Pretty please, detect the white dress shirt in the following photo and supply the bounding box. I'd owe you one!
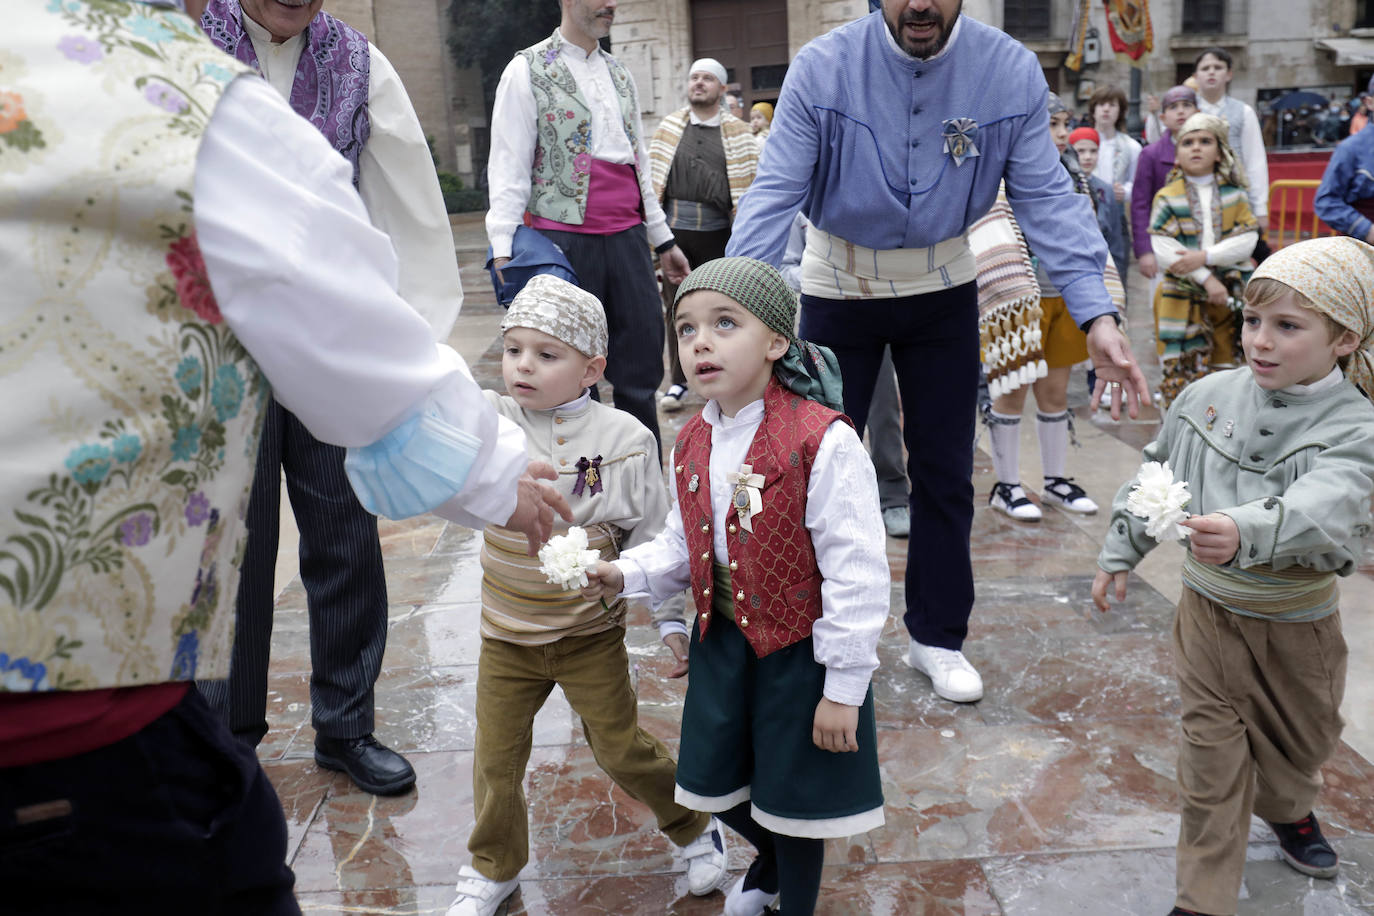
[613,397,890,707]
[241,16,461,339]
[1150,173,1259,286]
[194,75,526,529]
[1093,129,1142,201]
[485,28,673,259]
[1197,94,1270,220]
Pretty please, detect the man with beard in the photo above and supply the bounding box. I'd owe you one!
[648,58,759,411]
[727,0,1146,704]
[196,0,462,796]
[487,0,690,450]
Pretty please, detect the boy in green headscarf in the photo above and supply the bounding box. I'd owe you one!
[582,257,888,916]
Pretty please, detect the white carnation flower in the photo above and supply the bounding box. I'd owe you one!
[1125,460,1192,542]
[537,525,602,590]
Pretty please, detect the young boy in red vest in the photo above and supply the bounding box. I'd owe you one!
[583,257,889,916]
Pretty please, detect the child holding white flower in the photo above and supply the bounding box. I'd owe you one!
[1093,237,1374,916]
[581,258,889,916]
[447,275,727,916]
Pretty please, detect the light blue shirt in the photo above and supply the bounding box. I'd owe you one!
[728,11,1114,326]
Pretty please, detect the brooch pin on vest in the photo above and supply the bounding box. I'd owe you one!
[1204,405,1217,430]
[1222,420,1234,438]
[726,464,765,532]
[687,473,700,493]
[573,455,603,496]
[942,118,980,167]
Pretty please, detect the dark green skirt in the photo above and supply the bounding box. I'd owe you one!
[674,608,884,839]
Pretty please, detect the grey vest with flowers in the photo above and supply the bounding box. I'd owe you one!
[520,29,640,226]
[2,3,262,691]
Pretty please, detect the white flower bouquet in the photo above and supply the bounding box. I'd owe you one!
[1125,461,1192,542]
[537,525,601,589]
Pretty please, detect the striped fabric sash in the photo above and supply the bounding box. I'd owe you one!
[799,224,976,300]
[480,523,626,645]
[1181,554,1338,622]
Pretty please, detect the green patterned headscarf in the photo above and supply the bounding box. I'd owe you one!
[674,257,845,411]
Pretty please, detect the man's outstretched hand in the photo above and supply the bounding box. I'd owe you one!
[504,460,574,555]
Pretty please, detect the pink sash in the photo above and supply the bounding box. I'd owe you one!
[529,160,643,235]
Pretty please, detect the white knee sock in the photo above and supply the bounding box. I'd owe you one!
[988,410,1021,484]
[1037,410,1070,480]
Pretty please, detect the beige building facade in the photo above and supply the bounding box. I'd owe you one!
[337,0,1374,186]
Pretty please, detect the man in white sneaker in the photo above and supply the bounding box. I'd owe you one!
[727,0,1147,704]
[648,57,759,412]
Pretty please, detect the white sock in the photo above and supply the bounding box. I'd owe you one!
[1037,410,1069,480]
[988,410,1021,484]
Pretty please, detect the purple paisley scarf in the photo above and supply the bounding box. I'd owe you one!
[200,0,370,186]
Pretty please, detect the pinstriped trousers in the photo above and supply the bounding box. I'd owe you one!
[535,225,665,453]
[199,398,388,746]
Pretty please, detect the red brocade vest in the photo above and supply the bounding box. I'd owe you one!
[675,379,852,658]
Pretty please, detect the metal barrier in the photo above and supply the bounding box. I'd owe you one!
[1267,179,1334,250]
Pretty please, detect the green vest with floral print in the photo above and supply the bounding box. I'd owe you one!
[520,29,640,226]
[2,3,260,691]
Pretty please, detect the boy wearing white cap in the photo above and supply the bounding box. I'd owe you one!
[446,275,727,916]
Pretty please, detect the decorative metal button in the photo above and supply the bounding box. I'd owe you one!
[701,552,710,561]
[560,459,567,466]
[738,614,749,627]
[701,610,710,621]
[728,524,737,533]
[555,417,564,425]
[736,590,745,601]
[701,523,709,532]
[556,436,566,445]
[702,586,711,596]
[676,465,684,473]
[729,560,738,571]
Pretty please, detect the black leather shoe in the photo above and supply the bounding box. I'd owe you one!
[1268,811,1339,878]
[314,734,416,795]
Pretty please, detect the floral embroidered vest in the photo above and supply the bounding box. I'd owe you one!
[201,0,371,187]
[675,379,851,658]
[1,3,261,692]
[520,29,640,226]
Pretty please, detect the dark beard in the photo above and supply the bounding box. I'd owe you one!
[888,6,959,59]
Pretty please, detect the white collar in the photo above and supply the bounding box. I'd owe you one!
[557,27,602,61]
[1184,172,1216,187]
[1281,366,1345,396]
[553,390,593,414]
[880,12,963,63]
[241,11,303,49]
[703,397,765,428]
[689,109,723,127]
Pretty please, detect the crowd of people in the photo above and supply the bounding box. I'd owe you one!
[4,2,1372,916]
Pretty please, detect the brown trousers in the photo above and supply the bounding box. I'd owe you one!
[1172,587,1348,914]
[468,626,708,881]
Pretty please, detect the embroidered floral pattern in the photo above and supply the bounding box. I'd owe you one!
[166,232,221,324]
[0,89,45,153]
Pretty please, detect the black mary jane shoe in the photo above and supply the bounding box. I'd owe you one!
[314,733,416,795]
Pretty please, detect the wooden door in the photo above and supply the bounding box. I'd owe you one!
[690,0,789,112]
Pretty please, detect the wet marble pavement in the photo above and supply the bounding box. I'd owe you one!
[257,217,1374,914]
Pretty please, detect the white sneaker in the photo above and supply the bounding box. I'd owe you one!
[988,481,1042,522]
[1042,476,1098,514]
[660,383,688,413]
[682,816,728,895]
[906,640,984,703]
[882,506,910,538]
[724,872,780,916]
[445,865,519,916]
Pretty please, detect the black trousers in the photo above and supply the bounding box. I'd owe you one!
[0,689,299,916]
[199,397,388,746]
[800,284,979,650]
[536,225,666,451]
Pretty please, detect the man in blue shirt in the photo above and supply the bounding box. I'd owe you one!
[1315,85,1374,244]
[727,0,1146,703]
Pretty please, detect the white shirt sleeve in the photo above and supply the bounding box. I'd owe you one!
[484,56,537,260]
[194,75,526,527]
[1240,104,1269,220]
[357,44,462,340]
[1150,235,1212,287]
[806,422,890,707]
[1205,231,1259,269]
[614,447,692,607]
[626,70,673,250]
